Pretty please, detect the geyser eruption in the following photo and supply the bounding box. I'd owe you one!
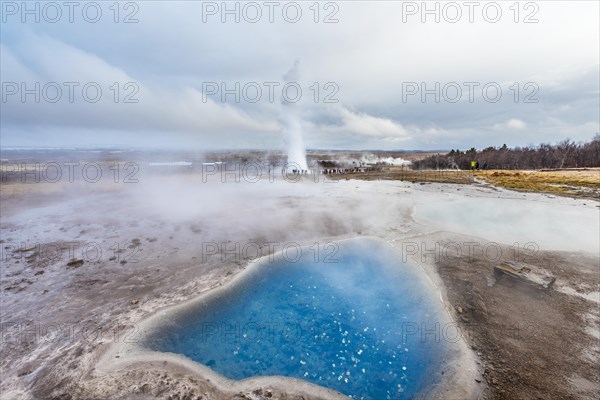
[281,111,308,172]
[281,60,309,172]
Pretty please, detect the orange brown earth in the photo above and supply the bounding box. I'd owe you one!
[335,167,600,200]
[476,169,600,199]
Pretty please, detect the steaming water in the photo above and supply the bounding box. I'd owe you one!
[283,117,308,171]
[146,239,448,399]
[415,194,600,253]
[281,60,308,171]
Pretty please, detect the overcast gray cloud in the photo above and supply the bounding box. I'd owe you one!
[1,0,598,150]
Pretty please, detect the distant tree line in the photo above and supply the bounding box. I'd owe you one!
[412,135,600,170]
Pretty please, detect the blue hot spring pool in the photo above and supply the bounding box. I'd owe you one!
[144,238,450,399]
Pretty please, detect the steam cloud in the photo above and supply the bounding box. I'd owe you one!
[280,60,309,172]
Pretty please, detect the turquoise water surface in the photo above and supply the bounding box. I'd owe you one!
[145,239,448,399]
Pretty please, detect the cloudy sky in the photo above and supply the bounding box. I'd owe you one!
[1,0,599,150]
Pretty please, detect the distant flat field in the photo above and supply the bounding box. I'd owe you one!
[335,167,600,199]
[477,169,600,199]
[334,167,474,184]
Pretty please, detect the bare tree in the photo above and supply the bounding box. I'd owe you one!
[411,136,599,170]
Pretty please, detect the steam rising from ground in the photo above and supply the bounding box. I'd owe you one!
[3,168,597,256]
[2,157,598,400]
[280,60,308,171]
[122,171,599,255]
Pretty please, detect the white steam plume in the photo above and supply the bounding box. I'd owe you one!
[280,60,308,172]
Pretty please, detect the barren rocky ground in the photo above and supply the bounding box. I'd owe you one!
[1,167,598,399]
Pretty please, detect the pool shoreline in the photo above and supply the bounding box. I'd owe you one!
[95,236,482,399]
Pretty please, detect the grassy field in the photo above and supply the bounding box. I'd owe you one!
[334,166,475,184]
[476,169,600,198]
[335,167,600,199]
